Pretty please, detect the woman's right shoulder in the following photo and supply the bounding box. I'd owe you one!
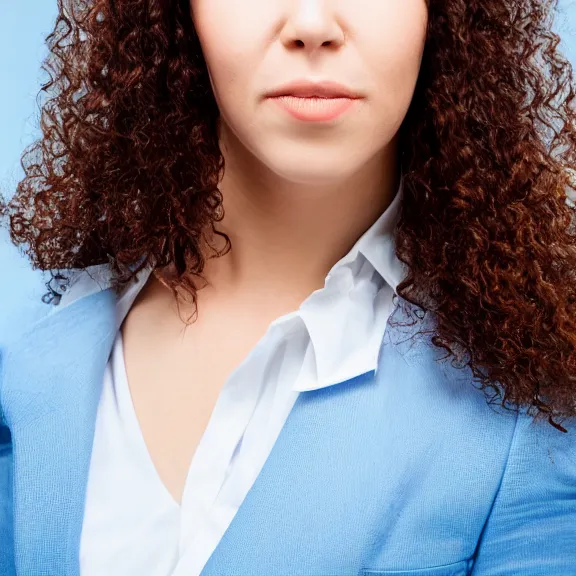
[0,268,63,427]
[0,263,104,350]
[0,284,54,351]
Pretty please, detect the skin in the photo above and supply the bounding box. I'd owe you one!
[121,0,428,504]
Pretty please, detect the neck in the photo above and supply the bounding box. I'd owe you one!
[201,125,400,300]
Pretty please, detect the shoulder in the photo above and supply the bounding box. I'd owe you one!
[0,263,116,346]
[0,249,53,428]
[384,296,576,485]
[392,300,576,567]
[499,410,576,500]
[470,410,576,570]
[0,258,112,426]
[0,273,52,350]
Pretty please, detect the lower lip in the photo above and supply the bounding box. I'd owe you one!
[270,95,357,122]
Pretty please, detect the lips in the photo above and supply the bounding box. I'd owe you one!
[266,79,362,99]
[265,79,362,122]
[269,95,357,122]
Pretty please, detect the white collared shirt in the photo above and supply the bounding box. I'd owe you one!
[69,180,406,576]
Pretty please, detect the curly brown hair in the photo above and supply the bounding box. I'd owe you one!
[2,0,576,432]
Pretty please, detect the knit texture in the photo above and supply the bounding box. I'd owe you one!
[0,290,575,575]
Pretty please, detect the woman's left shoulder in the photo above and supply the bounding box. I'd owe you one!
[505,410,576,487]
[470,410,576,572]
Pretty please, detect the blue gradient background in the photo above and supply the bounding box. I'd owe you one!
[0,1,575,338]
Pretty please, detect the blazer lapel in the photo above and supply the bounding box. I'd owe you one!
[1,288,117,576]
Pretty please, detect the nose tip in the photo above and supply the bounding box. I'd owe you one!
[280,4,345,53]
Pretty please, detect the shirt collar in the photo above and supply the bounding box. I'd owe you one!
[291,175,406,391]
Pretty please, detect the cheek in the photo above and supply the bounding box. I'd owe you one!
[363,5,427,116]
[364,3,427,74]
[192,1,263,116]
[200,51,255,133]
[192,0,265,74]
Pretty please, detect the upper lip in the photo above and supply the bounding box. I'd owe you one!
[266,80,362,99]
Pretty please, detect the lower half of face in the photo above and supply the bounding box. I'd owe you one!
[192,0,428,186]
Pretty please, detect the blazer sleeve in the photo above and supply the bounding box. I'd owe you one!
[0,348,16,576]
[471,411,576,574]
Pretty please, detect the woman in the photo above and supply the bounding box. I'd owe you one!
[1,0,575,574]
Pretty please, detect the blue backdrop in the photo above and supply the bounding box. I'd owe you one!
[1,1,575,340]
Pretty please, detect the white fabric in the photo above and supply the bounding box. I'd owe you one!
[74,180,406,576]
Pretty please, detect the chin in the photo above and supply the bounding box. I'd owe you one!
[263,151,362,188]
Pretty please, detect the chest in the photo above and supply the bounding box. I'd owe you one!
[119,327,254,502]
[86,352,487,576]
[2,290,515,576]
[118,289,303,503]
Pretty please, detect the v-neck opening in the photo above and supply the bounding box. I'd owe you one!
[114,330,182,510]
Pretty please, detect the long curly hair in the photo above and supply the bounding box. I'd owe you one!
[2,0,576,432]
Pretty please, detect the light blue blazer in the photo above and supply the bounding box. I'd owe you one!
[0,284,575,576]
